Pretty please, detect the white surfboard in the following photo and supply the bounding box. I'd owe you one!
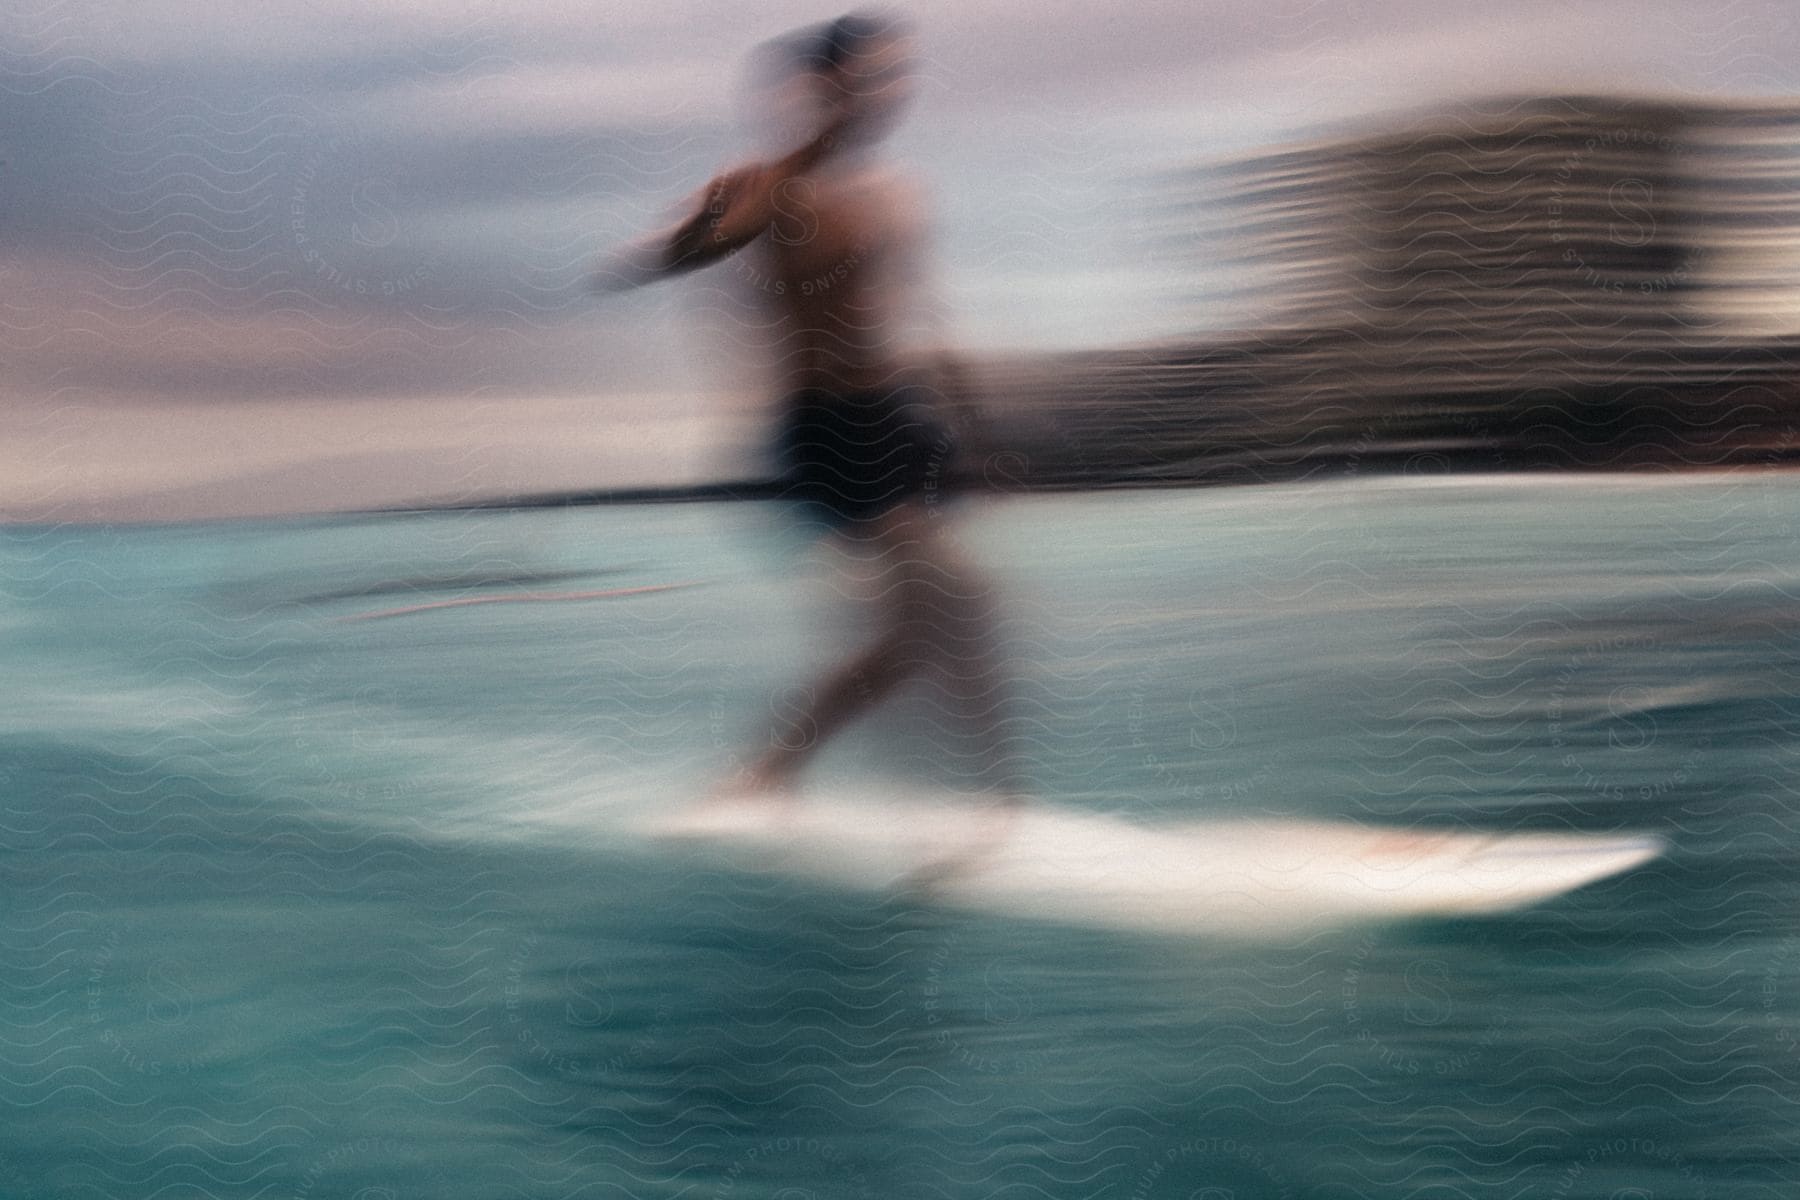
[643,794,1665,936]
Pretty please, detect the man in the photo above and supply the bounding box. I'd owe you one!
[596,12,1020,816]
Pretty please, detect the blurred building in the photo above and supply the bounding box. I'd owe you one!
[967,95,1800,487]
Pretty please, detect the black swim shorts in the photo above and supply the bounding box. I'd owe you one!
[775,381,956,533]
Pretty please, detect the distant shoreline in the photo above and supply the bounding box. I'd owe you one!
[6,456,1800,531]
[401,450,1800,513]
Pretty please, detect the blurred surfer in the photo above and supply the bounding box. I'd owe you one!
[595,11,1021,825]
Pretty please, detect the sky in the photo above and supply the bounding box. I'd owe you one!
[3,0,1798,520]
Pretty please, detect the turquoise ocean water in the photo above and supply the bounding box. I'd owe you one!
[4,475,1799,1198]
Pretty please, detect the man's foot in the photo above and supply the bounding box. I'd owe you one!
[703,758,800,808]
[893,794,1023,898]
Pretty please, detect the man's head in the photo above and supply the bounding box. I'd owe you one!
[793,10,917,148]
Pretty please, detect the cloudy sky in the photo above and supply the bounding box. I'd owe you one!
[3,0,1798,519]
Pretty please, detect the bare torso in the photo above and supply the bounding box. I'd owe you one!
[756,163,921,395]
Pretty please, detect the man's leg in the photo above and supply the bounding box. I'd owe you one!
[729,500,1021,804]
[733,629,916,792]
[911,524,1022,804]
[729,503,939,793]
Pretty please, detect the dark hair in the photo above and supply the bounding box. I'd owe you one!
[796,10,907,75]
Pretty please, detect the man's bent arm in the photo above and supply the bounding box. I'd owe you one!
[594,128,841,291]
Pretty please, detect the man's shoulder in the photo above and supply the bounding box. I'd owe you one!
[822,165,926,239]
[856,164,926,207]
